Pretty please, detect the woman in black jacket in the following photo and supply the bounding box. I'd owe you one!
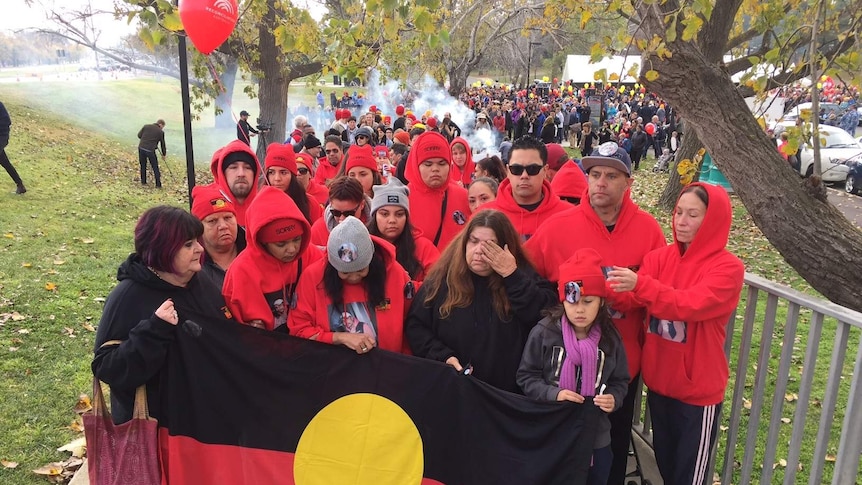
[406,210,556,393]
[92,206,234,424]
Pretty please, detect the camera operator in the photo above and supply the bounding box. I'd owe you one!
[237,110,263,146]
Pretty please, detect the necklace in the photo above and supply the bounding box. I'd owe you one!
[147,266,163,280]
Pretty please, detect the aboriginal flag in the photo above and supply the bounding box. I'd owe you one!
[157,319,599,485]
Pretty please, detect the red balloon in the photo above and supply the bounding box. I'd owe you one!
[645,122,656,135]
[180,0,239,55]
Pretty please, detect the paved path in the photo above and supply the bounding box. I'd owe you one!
[828,187,862,228]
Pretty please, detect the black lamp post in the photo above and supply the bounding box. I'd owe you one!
[526,41,541,88]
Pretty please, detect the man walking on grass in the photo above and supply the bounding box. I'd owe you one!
[0,101,26,194]
[137,119,166,188]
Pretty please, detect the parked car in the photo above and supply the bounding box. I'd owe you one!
[781,102,843,126]
[776,122,860,183]
[846,159,862,195]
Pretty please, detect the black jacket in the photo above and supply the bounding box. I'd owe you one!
[517,316,629,448]
[92,254,233,423]
[406,268,556,393]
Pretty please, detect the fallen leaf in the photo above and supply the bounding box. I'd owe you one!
[1,460,19,469]
[825,454,836,462]
[81,323,95,332]
[74,394,92,414]
[785,393,798,402]
[21,262,31,268]
[779,458,787,467]
[743,398,752,409]
[781,417,791,424]
[11,312,26,321]
[8,347,18,352]
[3,233,13,239]
[57,437,86,458]
[53,260,65,265]
[63,327,75,337]
[67,420,84,433]
[17,328,30,334]
[45,282,57,291]
[32,462,64,476]
[81,238,94,244]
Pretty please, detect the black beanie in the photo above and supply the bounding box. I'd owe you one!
[304,134,322,149]
[222,150,257,175]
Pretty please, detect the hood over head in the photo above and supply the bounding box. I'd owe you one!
[404,131,452,192]
[246,186,312,258]
[673,182,733,260]
[209,140,261,203]
[550,161,588,200]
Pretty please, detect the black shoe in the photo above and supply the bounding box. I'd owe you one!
[155,184,162,189]
[15,184,26,194]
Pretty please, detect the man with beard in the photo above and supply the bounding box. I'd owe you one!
[314,135,345,185]
[207,140,260,227]
[191,184,247,289]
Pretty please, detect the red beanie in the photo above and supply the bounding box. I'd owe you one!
[258,217,305,243]
[545,143,569,171]
[295,152,315,175]
[393,131,411,146]
[426,117,438,128]
[265,143,298,175]
[383,115,392,125]
[395,105,405,116]
[191,184,235,221]
[373,146,390,158]
[557,248,608,303]
[411,131,451,164]
[345,144,378,173]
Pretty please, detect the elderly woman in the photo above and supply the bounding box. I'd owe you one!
[92,206,233,424]
[405,209,557,393]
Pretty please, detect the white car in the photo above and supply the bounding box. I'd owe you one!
[776,122,860,182]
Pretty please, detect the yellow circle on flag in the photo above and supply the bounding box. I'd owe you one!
[294,393,424,485]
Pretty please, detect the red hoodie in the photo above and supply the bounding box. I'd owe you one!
[631,182,744,405]
[222,186,324,331]
[208,140,262,228]
[305,179,329,206]
[524,192,666,379]
[449,137,475,187]
[405,132,472,251]
[287,236,412,353]
[314,156,342,186]
[550,160,588,201]
[482,178,569,241]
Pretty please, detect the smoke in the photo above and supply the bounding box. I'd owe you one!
[361,71,500,156]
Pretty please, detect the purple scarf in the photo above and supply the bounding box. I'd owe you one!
[559,316,601,397]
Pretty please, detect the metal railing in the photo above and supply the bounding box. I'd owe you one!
[632,272,862,484]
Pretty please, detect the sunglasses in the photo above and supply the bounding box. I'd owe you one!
[297,167,310,175]
[330,205,360,218]
[325,149,341,154]
[508,164,543,176]
[356,135,369,140]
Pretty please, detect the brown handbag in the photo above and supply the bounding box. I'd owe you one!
[83,341,160,485]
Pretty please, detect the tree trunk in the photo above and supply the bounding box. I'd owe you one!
[448,67,469,96]
[658,130,702,210]
[641,35,862,312]
[256,3,289,162]
[215,57,238,129]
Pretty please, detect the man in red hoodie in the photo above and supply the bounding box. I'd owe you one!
[207,140,261,228]
[524,141,666,485]
[314,135,345,186]
[482,136,568,242]
[404,131,471,250]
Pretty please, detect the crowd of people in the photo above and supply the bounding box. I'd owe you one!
[95,79,763,485]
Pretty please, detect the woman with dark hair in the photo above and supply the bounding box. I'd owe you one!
[467,177,498,212]
[366,178,439,284]
[340,144,383,197]
[405,209,557,393]
[288,216,412,354]
[92,206,234,424]
[223,186,324,332]
[264,143,321,224]
[474,155,506,182]
[607,182,745,485]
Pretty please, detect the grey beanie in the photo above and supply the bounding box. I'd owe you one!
[370,178,410,215]
[355,126,374,140]
[327,216,374,273]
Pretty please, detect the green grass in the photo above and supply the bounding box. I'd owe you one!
[0,79,856,483]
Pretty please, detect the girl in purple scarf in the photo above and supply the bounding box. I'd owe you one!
[517,248,630,485]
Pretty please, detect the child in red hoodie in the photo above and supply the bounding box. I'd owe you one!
[608,182,744,485]
[222,186,324,331]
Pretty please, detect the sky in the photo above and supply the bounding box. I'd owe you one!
[3,0,327,46]
[3,0,136,45]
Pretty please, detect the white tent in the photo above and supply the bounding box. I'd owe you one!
[560,55,642,84]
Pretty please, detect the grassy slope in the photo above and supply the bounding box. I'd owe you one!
[0,77,853,483]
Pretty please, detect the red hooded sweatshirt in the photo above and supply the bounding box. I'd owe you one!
[287,236,412,353]
[524,192,666,379]
[449,137,476,187]
[208,140,261,228]
[222,186,324,331]
[629,182,744,405]
[313,155,343,186]
[482,178,569,241]
[405,132,472,250]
